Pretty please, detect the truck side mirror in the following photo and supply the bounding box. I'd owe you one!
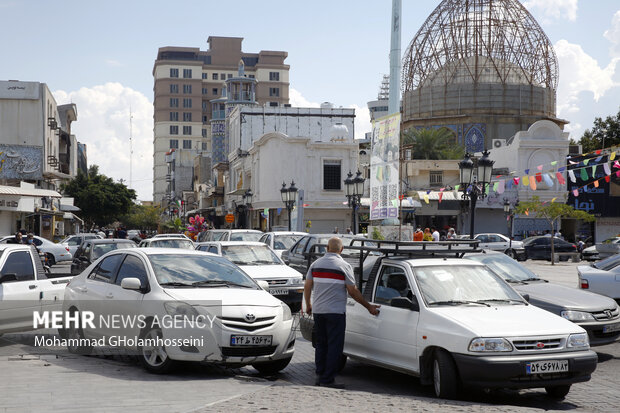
[391,296,420,312]
[0,273,18,284]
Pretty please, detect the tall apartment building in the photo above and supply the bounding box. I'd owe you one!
[152,36,290,205]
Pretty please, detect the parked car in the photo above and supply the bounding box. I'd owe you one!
[60,233,103,256]
[258,231,307,258]
[71,238,137,275]
[62,248,295,374]
[138,237,194,249]
[300,243,597,400]
[281,233,364,274]
[581,245,600,261]
[152,233,191,240]
[595,237,620,259]
[198,229,263,243]
[196,241,304,312]
[578,253,620,305]
[0,235,72,266]
[472,233,525,260]
[465,251,620,346]
[522,236,577,261]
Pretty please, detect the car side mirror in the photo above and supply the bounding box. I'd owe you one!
[257,280,269,290]
[391,296,419,312]
[522,293,530,303]
[0,273,18,284]
[121,277,142,291]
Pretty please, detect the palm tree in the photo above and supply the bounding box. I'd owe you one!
[402,127,464,160]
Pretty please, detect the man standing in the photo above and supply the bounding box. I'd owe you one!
[431,227,440,242]
[304,237,380,388]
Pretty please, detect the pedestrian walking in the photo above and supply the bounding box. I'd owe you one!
[413,227,424,241]
[304,237,380,388]
[431,227,440,242]
[423,228,433,241]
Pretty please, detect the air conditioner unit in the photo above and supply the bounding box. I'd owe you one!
[492,139,506,149]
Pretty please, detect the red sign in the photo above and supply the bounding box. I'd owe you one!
[225,214,235,223]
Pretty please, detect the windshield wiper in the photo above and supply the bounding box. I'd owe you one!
[427,300,490,307]
[505,279,525,284]
[520,277,547,283]
[253,260,277,265]
[192,280,254,288]
[159,282,194,288]
[476,298,525,305]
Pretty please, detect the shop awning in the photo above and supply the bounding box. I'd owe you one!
[226,188,249,196]
[60,204,81,212]
[0,185,61,198]
[63,213,84,225]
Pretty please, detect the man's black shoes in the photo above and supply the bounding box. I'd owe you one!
[317,381,345,389]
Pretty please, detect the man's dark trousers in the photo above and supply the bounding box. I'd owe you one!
[313,313,346,384]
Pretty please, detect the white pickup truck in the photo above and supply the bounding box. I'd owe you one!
[301,242,598,400]
[0,244,71,335]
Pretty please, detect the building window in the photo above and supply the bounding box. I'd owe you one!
[202,88,208,95]
[202,73,207,79]
[430,171,443,187]
[170,126,178,135]
[183,112,192,122]
[269,72,279,81]
[202,129,207,138]
[212,73,218,80]
[227,74,232,79]
[212,88,218,95]
[269,102,279,107]
[183,98,192,108]
[169,112,178,122]
[183,139,192,149]
[183,69,192,78]
[269,87,280,97]
[169,139,178,148]
[170,68,179,78]
[249,74,255,79]
[202,142,207,151]
[202,115,207,122]
[183,126,192,135]
[183,84,192,94]
[170,84,178,93]
[170,98,179,108]
[323,160,341,190]
[220,73,226,79]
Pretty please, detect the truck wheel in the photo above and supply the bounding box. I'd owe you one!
[432,350,459,399]
[252,356,292,375]
[46,253,56,266]
[66,311,92,355]
[545,385,571,399]
[139,326,175,373]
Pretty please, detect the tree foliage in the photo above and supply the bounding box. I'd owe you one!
[402,127,465,160]
[579,107,620,153]
[515,196,595,265]
[61,165,137,228]
[120,204,163,230]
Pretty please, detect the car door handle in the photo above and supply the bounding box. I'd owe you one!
[106,293,114,299]
[29,284,37,289]
[347,300,355,306]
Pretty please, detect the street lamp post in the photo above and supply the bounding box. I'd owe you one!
[503,199,513,250]
[280,181,298,231]
[241,189,253,229]
[458,151,494,239]
[344,170,365,234]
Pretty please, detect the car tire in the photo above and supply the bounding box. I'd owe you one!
[139,326,175,374]
[505,249,517,259]
[545,385,571,399]
[46,253,56,267]
[252,356,292,375]
[432,350,459,399]
[66,310,92,355]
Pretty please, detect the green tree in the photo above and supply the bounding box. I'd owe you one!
[61,165,137,228]
[120,204,163,230]
[402,127,465,160]
[579,107,620,153]
[515,196,595,265]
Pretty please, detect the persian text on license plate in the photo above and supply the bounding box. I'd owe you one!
[270,288,289,295]
[230,335,273,346]
[603,323,620,333]
[526,360,569,374]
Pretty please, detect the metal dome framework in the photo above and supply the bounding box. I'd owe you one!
[402,0,558,92]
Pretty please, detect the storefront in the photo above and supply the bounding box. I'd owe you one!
[0,184,62,238]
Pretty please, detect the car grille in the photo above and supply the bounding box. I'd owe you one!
[511,337,562,350]
[219,316,276,332]
[591,308,619,321]
[221,346,277,357]
[265,279,287,285]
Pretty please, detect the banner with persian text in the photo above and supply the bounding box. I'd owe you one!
[370,113,400,220]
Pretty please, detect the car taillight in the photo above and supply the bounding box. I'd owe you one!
[580,279,589,289]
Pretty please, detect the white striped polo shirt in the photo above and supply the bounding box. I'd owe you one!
[306,252,355,314]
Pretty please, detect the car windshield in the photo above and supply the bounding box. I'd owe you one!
[63,237,82,246]
[593,253,620,270]
[230,232,263,242]
[221,244,281,265]
[148,254,257,288]
[413,264,523,305]
[150,239,194,249]
[273,235,303,250]
[92,242,136,260]
[464,253,538,282]
[210,232,227,241]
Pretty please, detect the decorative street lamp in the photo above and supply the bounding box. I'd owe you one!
[241,188,253,229]
[280,181,298,231]
[344,170,365,233]
[458,151,494,239]
[503,198,518,252]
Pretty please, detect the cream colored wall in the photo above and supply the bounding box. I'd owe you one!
[154,64,201,79]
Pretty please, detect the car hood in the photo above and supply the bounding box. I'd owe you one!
[238,264,302,280]
[513,281,617,312]
[163,288,281,307]
[433,304,583,337]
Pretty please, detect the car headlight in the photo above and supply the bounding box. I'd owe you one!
[288,277,303,285]
[281,302,292,321]
[164,302,199,318]
[561,310,595,322]
[567,333,589,348]
[469,338,513,352]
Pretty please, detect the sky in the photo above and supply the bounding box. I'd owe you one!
[1,0,619,201]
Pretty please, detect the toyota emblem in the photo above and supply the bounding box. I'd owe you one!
[536,342,545,349]
[244,314,256,323]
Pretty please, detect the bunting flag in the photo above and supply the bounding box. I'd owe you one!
[537,165,543,171]
[525,169,530,175]
[302,204,310,207]
[617,171,620,178]
[263,208,269,215]
[277,208,282,215]
[454,184,460,191]
[573,189,579,197]
[583,159,590,165]
[535,172,542,183]
[605,175,611,183]
[506,179,513,190]
[556,172,566,185]
[523,175,530,186]
[529,177,537,190]
[604,162,612,175]
[558,166,566,172]
[595,156,603,162]
[525,209,529,216]
[497,180,505,194]
[492,182,499,192]
[391,199,399,208]
[551,161,558,166]
[551,197,557,203]
[423,194,430,204]
[611,152,616,160]
[615,161,620,168]
[580,168,589,181]
[591,165,597,177]
[568,170,576,183]
[569,160,578,165]
[438,192,444,203]
[595,149,602,155]
[543,173,554,187]
[593,180,599,188]
[513,177,520,186]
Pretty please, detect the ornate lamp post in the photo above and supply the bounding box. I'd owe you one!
[503,199,518,251]
[458,151,494,239]
[280,181,298,231]
[241,189,253,229]
[344,170,365,234]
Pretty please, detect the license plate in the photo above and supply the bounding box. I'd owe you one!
[230,335,272,346]
[603,323,620,333]
[270,288,289,295]
[526,360,569,374]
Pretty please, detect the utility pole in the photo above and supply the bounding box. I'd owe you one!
[129,106,134,190]
[388,0,402,115]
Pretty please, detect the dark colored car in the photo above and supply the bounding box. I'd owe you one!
[522,236,577,261]
[71,238,137,275]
